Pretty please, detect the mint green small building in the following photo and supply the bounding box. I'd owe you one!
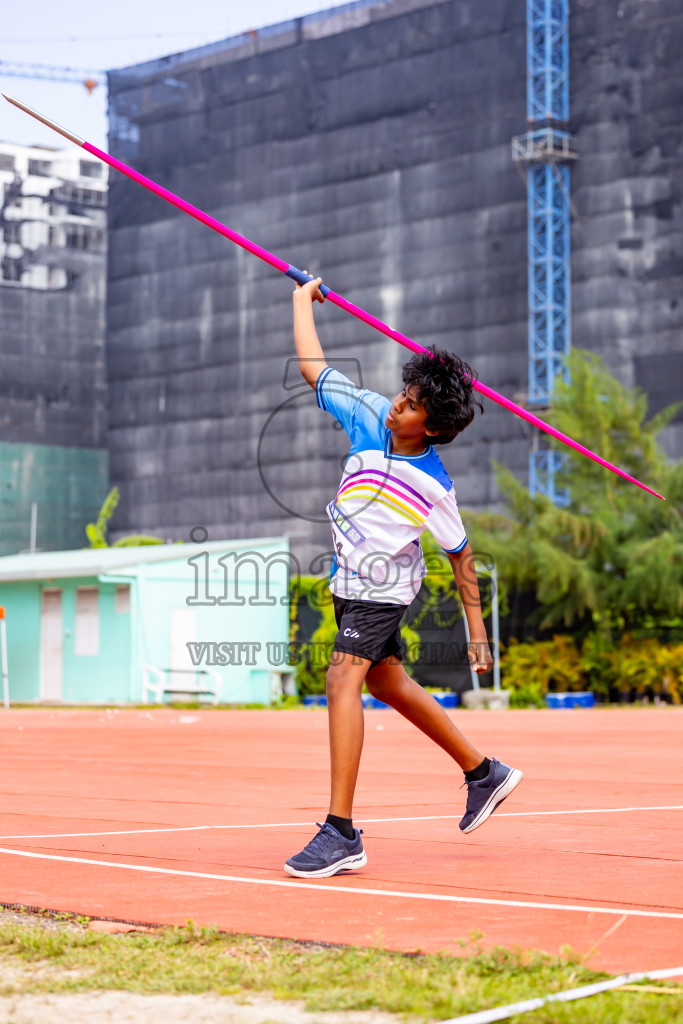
[0,538,293,705]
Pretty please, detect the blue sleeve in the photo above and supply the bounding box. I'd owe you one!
[315,367,390,446]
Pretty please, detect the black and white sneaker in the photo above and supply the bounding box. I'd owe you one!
[284,822,367,878]
[459,758,523,833]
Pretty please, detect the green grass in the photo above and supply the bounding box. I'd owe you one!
[0,912,682,1022]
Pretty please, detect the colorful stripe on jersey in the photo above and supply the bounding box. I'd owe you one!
[337,469,433,527]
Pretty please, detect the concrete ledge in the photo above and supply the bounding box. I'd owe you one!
[461,689,511,710]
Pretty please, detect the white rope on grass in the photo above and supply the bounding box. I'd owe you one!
[438,967,683,1024]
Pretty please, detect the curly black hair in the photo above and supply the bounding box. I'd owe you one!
[401,345,484,445]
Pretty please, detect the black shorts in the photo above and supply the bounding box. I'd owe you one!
[332,595,408,667]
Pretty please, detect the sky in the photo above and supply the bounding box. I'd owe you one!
[0,0,347,149]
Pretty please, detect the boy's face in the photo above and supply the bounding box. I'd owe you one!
[385,385,437,441]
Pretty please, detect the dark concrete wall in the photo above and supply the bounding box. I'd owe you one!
[107,0,528,559]
[0,260,107,447]
[0,188,108,552]
[571,0,683,460]
[106,0,682,563]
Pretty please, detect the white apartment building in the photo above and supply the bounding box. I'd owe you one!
[0,142,107,290]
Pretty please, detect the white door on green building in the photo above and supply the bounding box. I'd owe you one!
[40,588,63,700]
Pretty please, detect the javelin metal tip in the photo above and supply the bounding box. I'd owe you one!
[2,93,84,147]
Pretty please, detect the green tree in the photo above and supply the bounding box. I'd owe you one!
[466,349,683,638]
[86,487,166,548]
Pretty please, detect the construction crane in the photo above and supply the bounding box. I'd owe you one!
[512,0,577,505]
[0,61,104,95]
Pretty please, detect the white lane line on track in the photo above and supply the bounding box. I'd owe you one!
[0,804,681,841]
[1,846,682,920]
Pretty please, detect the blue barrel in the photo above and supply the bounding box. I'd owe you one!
[434,692,460,708]
[546,692,595,709]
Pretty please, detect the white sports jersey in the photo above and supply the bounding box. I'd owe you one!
[316,367,467,605]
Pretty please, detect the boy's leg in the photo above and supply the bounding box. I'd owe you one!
[365,656,483,770]
[327,651,373,818]
[365,657,523,832]
[283,651,371,878]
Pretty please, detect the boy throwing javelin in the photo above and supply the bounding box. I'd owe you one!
[285,277,522,878]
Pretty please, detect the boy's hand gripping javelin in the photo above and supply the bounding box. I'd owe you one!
[3,93,663,501]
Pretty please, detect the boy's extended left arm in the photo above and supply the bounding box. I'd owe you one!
[447,544,493,674]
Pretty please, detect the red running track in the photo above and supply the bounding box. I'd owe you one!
[1,707,682,972]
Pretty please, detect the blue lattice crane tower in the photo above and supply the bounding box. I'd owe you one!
[512,0,577,504]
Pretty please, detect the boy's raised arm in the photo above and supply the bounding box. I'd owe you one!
[293,276,328,388]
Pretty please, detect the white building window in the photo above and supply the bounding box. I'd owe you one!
[28,158,52,177]
[80,160,102,179]
[65,224,104,251]
[3,222,21,244]
[75,587,99,655]
[115,585,131,613]
[1,258,22,282]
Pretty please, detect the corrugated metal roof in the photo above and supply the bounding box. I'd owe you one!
[0,538,287,582]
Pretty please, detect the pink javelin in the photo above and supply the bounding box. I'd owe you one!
[3,93,663,500]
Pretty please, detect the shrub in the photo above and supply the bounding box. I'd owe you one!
[501,632,683,704]
[605,636,683,703]
[508,680,546,709]
[500,636,584,700]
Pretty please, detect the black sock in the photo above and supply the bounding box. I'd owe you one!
[325,813,355,841]
[464,757,491,783]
